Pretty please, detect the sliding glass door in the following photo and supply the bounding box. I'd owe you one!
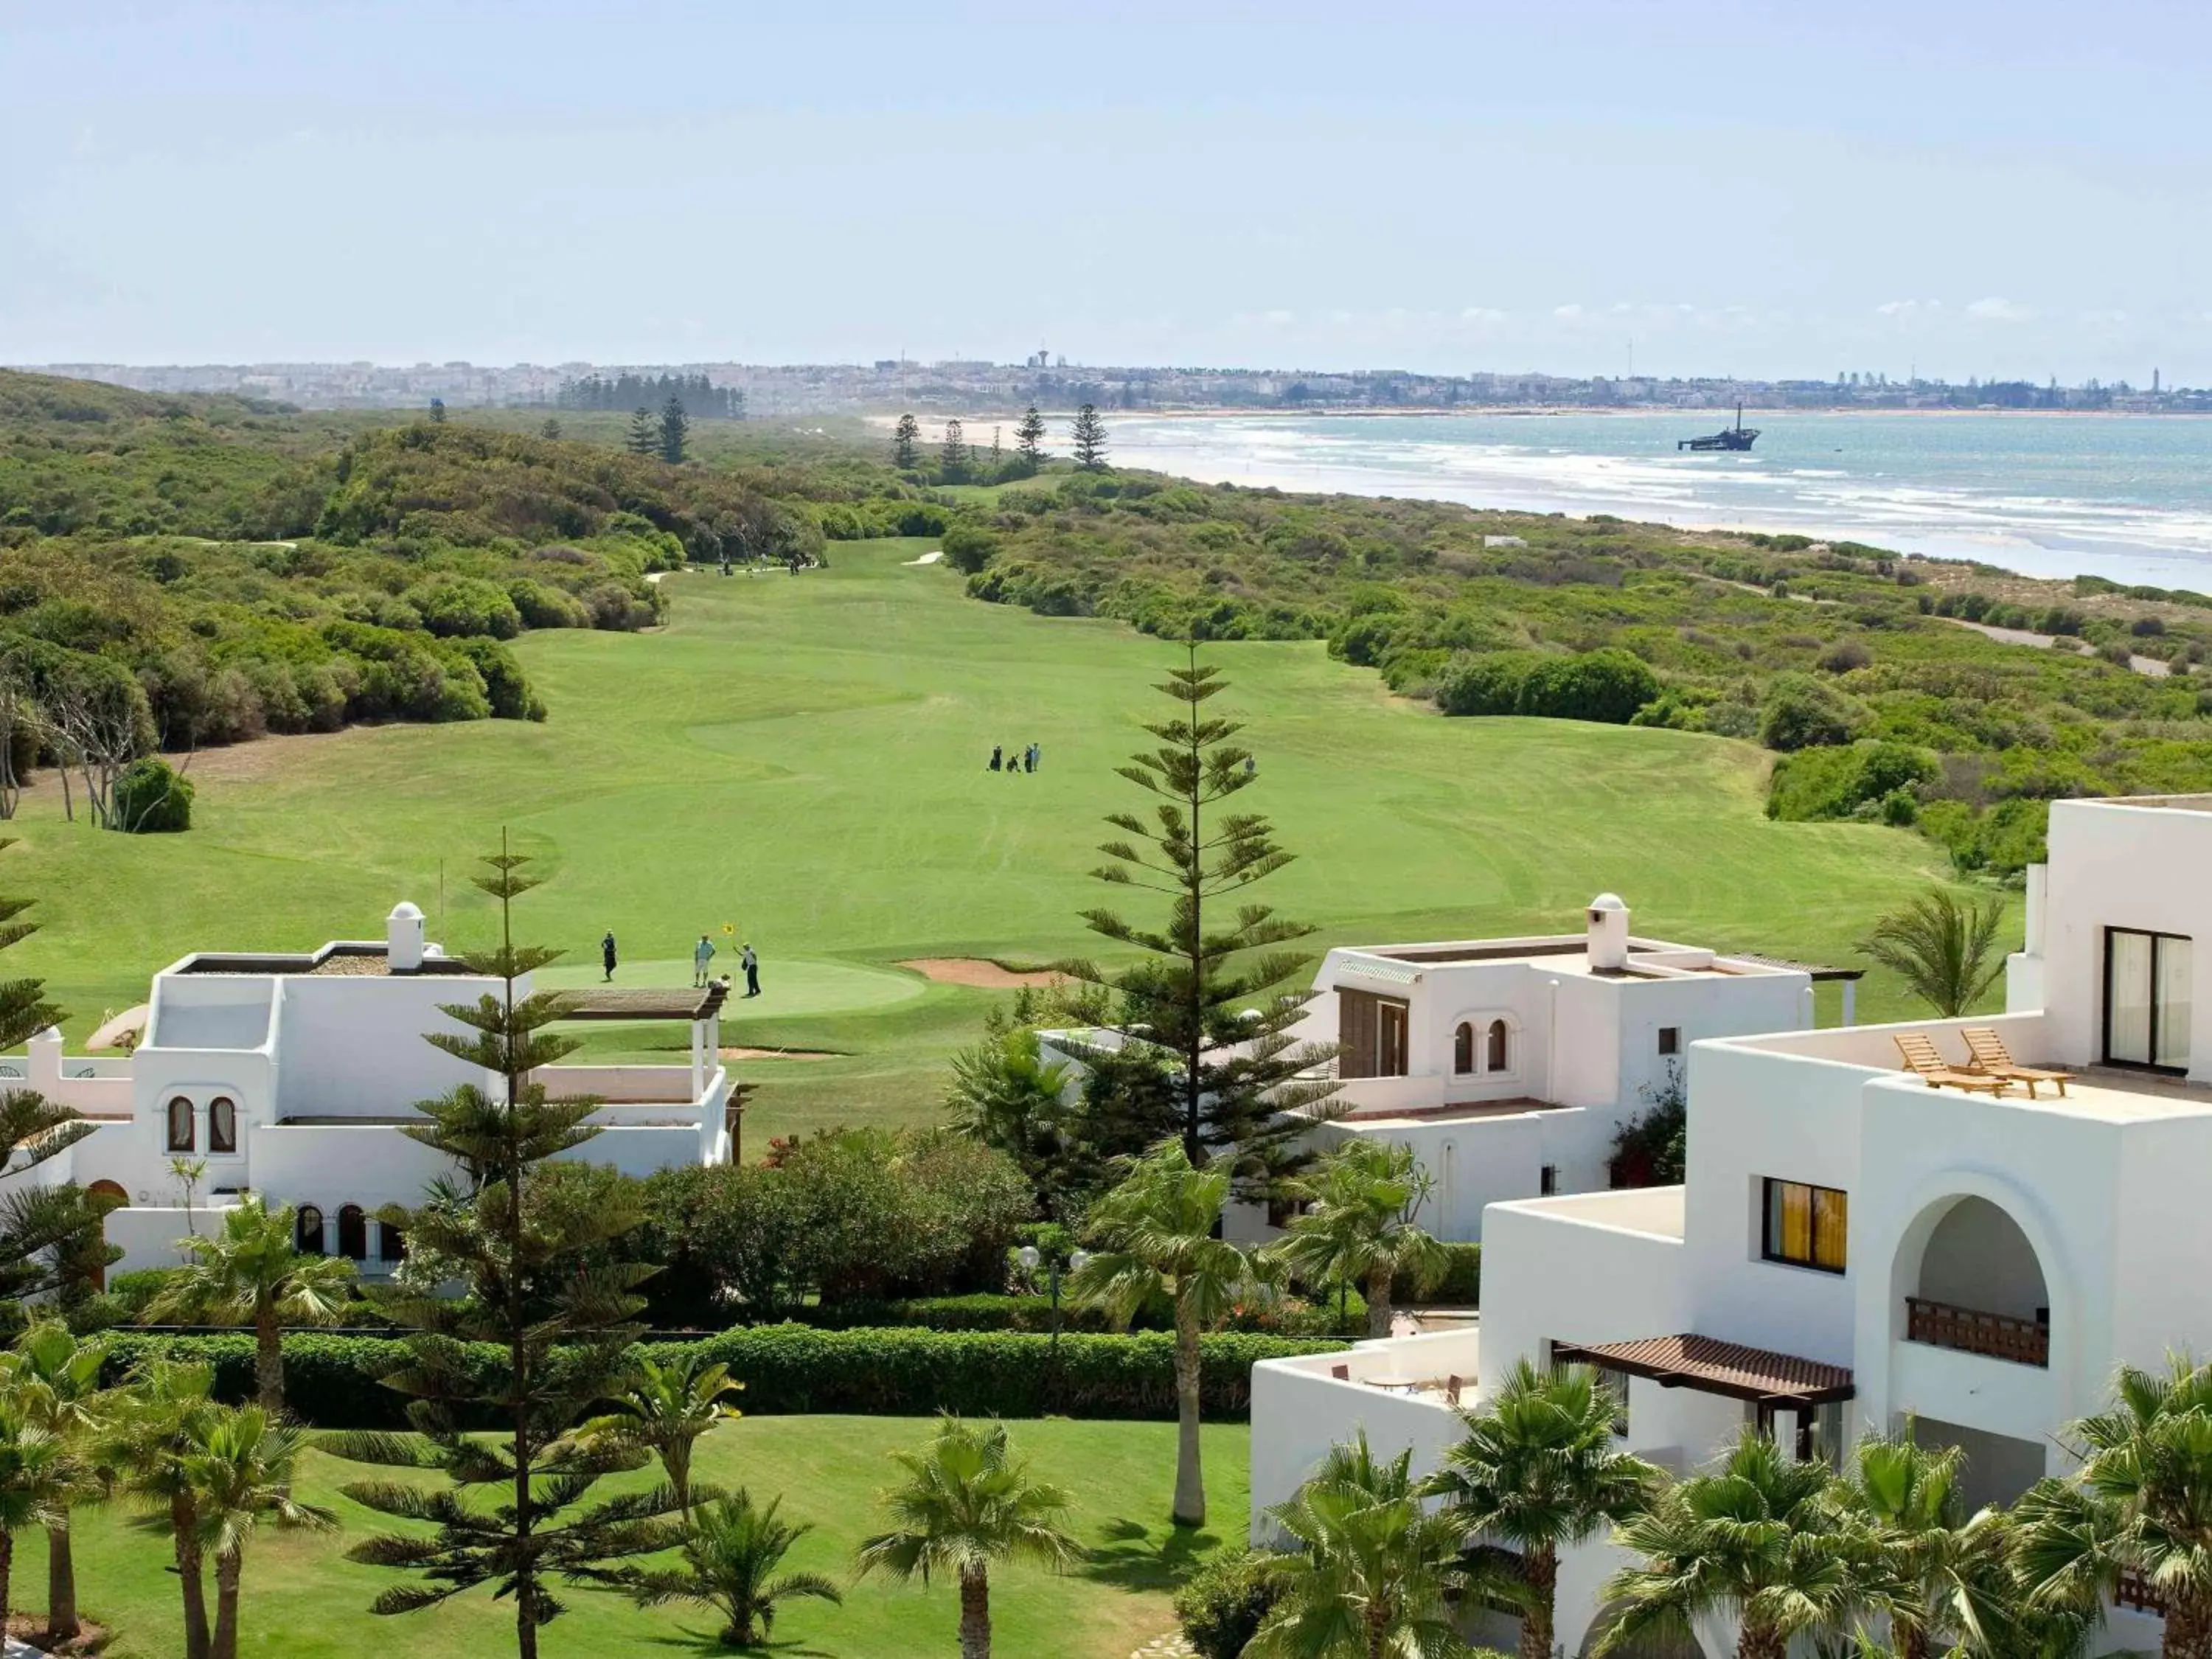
[2107,929,2191,1071]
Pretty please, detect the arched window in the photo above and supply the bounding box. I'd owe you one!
[337,1205,369,1262]
[379,1220,407,1264]
[296,1205,324,1255]
[208,1096,237,1155]
[165,1096,195,1152]
[1453,1022,1475,1074]
[1486,1019,1509,1072]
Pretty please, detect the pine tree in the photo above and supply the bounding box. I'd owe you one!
[538,417,561,440]
[625,406,658,457]
[1057,647,1340,1204]
[892,413,921,470]
[1069,403,1107,470]
[0,841,105,1304]
[428,398,446,424]
[333,836,683,1659]
[940,418,967,481]
[1015,405,1048,473]
[658,396,690,465]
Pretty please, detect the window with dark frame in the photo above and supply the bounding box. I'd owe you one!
[1540,1164,1559,1196]
[208,1096,237,1155]
[1762,1177,1848,1273]
[296,1205,324,1255]
[337,1204,369,1262]
[165,1096,194,1152]
[1658,1026,1681,1056]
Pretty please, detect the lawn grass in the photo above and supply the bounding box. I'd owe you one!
[11,536,1994,1144]
[33,1414,1246,1659]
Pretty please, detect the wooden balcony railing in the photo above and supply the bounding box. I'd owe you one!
[1905,1295,2051,1368]
[2115,1568,2166,1615]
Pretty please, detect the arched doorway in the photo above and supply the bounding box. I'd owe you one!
[337,1205,368,1262]
[86,1180,128,1292]
[296,1205,324,1256]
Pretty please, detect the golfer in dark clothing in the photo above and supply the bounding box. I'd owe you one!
[601,931,618,982]
[741,942,760,998]
[988,745,1002,772]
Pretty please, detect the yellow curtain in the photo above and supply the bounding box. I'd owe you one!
[1776,1181,1812,1262]
[1813,1186,1848,1271]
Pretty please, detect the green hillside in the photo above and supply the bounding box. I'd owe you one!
[13,536,1979,1145]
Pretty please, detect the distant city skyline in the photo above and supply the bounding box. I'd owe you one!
[4,2,2208,381]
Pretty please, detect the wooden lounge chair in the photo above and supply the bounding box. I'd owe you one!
[1894,1032,2014,1096]
[1329,1364,1351,1381]
[1445,1374,1464,1407]
[1961,1027,2073,1098]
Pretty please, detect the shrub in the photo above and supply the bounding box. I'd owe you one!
[505,577,591,629]
[939,523,998,574]
[1393,1241,1481,1306]
[1818,639,1871,673]
[1175,1548,1288,1659]
[111,757,195,832]
[1766,740,1936,823]
[1759,672,1865,751]
[408,577,524,639]
[1515,647,1660,724]
[98,1326,1346,1427]
[1434,650,1538,716]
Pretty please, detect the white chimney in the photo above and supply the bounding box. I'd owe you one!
[387,901,425,973]
[1587,893,1630,972]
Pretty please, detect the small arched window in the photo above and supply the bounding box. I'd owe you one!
[208,1097,237,1155]
[1453,1022,1475,1075]
[337,1205,369,1262]
[296,1205,324,1255]
[165,1096,195,1152]
[1486,1019,1510,1072]
[379,1220,407,1263]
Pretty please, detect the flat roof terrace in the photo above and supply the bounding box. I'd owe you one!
[1339,937,1838,982]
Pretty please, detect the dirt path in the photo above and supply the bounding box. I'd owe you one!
[1938,615,2171,677]
[898,956,1062,988]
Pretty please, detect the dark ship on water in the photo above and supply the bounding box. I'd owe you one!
[1677,403,1759,451]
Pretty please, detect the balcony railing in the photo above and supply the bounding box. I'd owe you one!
[1905,1295,2050,1368]
[2115,1568,2166,1615]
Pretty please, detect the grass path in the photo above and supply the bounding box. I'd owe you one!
[34,1414,1248,1659]
[13,538,1989,1143]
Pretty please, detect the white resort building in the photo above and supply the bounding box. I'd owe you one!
[7,902,737,1277]
[1251,793,2212,1658]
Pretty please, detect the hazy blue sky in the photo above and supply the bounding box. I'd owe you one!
[4,1,2208,381]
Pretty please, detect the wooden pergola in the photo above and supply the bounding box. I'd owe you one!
[557,982,739,1147]
[1551,1332,1854,1460]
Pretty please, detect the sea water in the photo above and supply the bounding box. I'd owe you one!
[1102,411,2212,591]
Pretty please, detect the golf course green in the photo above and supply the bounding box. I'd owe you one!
[17,537,1989,1144]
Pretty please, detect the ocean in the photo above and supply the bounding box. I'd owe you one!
[1100,411,2212,591]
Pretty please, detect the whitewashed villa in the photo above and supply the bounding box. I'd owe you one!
[1251,793,2212,1658]
[7,902,736,1276]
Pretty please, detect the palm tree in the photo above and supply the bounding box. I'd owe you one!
[1070,1139,1265,1526]
[1271,1138,1451,1338]
[1423,1360,1662,1659]
[3,1321,111,1643]
[855,1415,1081,1659]
[625,1489,842,1649]
[179,1404,336,1659]
[1842,1430,2012,1659]
[94,1358,221,1659]
[1596,1427,1876,1659]
[1858,890,2007,1018]
[2013,1354,2212,1659]
[0,1393,72,1635]
[574,1352,742,1520]
[146,1193,357,1413]
[1249,1430,1472,1659]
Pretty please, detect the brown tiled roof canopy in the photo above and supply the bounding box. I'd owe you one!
[559,983,730,1022]
[1551,1333,1855,1406]
[1725,953,1865,983]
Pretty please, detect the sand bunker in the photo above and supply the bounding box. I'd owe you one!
[721,1046,838,1062]
[903,549,945,566]
[898,957,1062,989]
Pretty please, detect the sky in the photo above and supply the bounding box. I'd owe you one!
[3,0,2210,383]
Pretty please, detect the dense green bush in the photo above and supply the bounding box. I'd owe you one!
[1394,1241,1481,1306]
[111,756,195,832]
[793,1290,1364,1339]
[409,576,524,639]
[1759,672,1866,751]
[1517,647,1660,723]
[1435,650,1542,716]
[1175,1548,1288,1659]
[1766,740,1938,824]
[100,1326,1346,1427]
[940,522,998,574]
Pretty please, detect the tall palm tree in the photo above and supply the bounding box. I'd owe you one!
[3,1321,111,1643]
[625,1489,842,1649]
[1422,1360,1662,1659]
[94,1358,221,1659]
[1250,1429,1472,1659]
[1841,1430,2011,1659]
[1596,1427,1877,1659]
[1071,1138,1265,1526]
[146,1193,358,1413]
[854,1415,1081,1659]
[573,1352,743,1520]
[1271,1138,1451,1338]
[2013,1354,2212,1659]
[179,1404,336,1659]
[0,1393,72,1635]
[1857,890,2007,1018]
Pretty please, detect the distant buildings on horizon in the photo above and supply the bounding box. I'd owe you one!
[15,357,2211,417]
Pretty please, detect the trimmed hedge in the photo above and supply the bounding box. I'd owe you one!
[791,1292,1363,1340]
[100,1325,1347,1429]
